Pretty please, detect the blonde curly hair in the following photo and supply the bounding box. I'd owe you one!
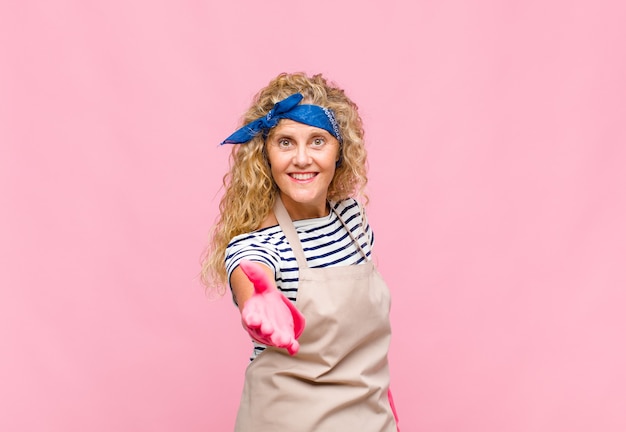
[201,72,369,295]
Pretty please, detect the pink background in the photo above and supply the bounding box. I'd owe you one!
[2,1,625,431]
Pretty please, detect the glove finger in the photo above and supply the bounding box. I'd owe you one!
[242,307,262,328]
[286,340,300,356]
[270,329,292,347]
[259,320,274,336]
[247,329,272,346]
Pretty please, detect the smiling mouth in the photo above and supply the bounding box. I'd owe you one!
[289,173,317,180]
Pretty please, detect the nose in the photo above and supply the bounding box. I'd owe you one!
[293,142,311,167]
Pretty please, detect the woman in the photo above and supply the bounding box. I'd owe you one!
[201,72,399,431]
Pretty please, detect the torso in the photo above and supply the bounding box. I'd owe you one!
[226,198,374,361]
[233,196,396,432]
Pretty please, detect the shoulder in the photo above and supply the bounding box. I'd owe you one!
[332,197,364,217]
[331,197,368,226]
[332,197,375,248]
[225,227,286,287]
[226,226,285,256]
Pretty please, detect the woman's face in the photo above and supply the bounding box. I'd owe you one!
[266,119,340,220]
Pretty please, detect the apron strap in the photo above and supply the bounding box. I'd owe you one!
[330,202,370,262]
[273,196,370,269]
[273,195,309,269]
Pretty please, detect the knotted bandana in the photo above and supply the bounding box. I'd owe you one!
[220,93,342,145]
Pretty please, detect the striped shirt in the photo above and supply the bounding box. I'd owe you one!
[225,198,374,360]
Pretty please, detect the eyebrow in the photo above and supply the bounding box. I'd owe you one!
[271,129,332,140]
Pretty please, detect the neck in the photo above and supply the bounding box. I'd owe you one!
[279,194,329,220]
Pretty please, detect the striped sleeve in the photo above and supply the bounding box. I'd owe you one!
[225,230,282,291]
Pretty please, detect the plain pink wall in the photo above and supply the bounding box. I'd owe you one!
[2,1,625,431]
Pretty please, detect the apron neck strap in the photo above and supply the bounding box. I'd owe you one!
[273,195,370,270]
[273,195,309,269]
[334,203,369,261]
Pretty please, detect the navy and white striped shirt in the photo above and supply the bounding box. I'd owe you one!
[225,198,374,360]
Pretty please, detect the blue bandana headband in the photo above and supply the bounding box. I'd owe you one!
[220,93,342,145]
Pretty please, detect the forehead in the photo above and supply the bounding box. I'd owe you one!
[269,119,332,138]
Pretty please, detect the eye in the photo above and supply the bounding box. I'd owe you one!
[311,137,326,147]
[277,138,292,149]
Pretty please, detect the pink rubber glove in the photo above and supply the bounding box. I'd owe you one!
[388,388,400,431]
[239,260,305,355]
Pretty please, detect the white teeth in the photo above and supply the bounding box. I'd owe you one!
[290,173,316,180]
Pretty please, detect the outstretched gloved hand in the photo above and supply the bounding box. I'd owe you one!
[239,260,306,355]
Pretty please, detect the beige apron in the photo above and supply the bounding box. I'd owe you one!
[234,197,396,432]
